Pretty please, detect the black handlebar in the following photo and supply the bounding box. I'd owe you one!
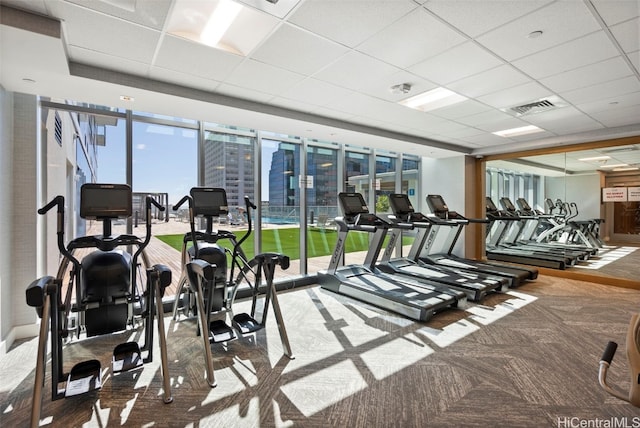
[173,195,191,211]
[244,195,256,210]
[601,341,618,364]
[38,195,64,215]
[148,197,165,211]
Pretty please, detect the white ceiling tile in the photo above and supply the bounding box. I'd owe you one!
[280,78,358,107]
[521,106,605,134]
[474,116,533,133]
[357,70,438,102]
[560,76,640,104]
[68,45,150,76]
[251,24,349,75]
[477,81,551,109]
[447,65,531,98]
[288,0,418,48]
[630,50,640,73]
[539,56,634,93]
[424,0,553,38]
[476,0,601,61]
[459,133,513,146]
[56,4,162,63]
[589,104,640,127]
[610,17,640,53]
[455,109,525,128]
[60,0,172,30]
[430,99,492,120]
[408,42,503,84]
[149,66,220,93]
[591,0,640,26]
[155,35,244,82]
[357,8,467,68]
[312,51,400,91]
[223,59,305,96]
[576,91,640,114]
[512,31,620,78]
[378,106,451,130]
[533,117,603,135]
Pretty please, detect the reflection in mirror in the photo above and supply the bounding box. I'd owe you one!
[486,144,640,283]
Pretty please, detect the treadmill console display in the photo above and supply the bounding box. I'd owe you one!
[426,194,449,219]
[339,192,368,216]
[389,193,414,215]
[500,197,517,212]
[80,183,132,219]
[190,187,229,217]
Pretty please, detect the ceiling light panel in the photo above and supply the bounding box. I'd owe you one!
[492,125,544,137]
[399,87,467,112]
[578,155,610,162]
[167,0,279,56]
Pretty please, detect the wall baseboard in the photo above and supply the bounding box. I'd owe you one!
[0,322,39,357]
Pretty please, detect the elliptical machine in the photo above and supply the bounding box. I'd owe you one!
[171,187,294,387]
[599,315,640,406]
[26,183,173,428]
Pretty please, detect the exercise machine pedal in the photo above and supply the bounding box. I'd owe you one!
[232,312,263,335]
[112,342,143,373]
[65,359,101,397]
[209,319,236,343]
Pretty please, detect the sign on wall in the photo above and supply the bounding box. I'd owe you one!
[602,187,628,202]
[628,187,640,202]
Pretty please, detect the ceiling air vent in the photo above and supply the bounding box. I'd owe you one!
[510,99,555,116]
[502,95,567,117]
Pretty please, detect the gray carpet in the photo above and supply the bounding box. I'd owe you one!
[2,275,640,427]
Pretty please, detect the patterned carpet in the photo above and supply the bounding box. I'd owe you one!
[2,275,640,427]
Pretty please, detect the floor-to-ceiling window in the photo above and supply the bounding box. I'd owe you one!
[261,135,302,273]
[39,100,422,283]
[306,142,339,272]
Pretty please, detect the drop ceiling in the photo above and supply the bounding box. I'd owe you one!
[0,0,639,159]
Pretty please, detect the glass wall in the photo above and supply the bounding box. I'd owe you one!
[261,137,301,267]
[39,99,423,283]
[306,143,339,271]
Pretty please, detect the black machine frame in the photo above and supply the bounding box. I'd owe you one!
[25,183,173,428]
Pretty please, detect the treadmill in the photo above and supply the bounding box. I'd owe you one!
[485,197,574,270]
[376,193,507,302]
[503,197,596,258]
[317,192,465,322]
[416,194,537,287]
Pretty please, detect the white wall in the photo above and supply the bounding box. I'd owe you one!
[545,173,601,220]
[0,91,40,353]
[421,156,466,255]
[0,86,13,353]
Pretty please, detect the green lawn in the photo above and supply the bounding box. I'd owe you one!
[156,227,414,261]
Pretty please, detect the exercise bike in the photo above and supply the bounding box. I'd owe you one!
[598,314,640,406]
[26,183,173,428]
[171,187,294,387]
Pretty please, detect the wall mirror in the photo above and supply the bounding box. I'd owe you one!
[483,137,640,286]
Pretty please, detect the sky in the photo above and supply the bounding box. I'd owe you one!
[98,120,283,204]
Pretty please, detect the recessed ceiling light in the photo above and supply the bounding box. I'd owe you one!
[120,95,135,102]
[600,163,629,169]
[398,87,467,112]
[201,0,242,47]
[612,167,639,172]
[167,0,279,56]
[578,155,611,162]
[492,125,543,138]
